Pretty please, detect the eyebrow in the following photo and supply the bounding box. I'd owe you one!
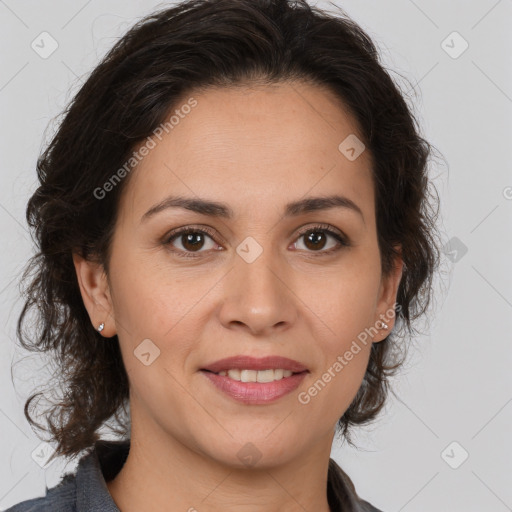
[141,194,364,223]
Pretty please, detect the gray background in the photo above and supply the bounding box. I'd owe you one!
[1,1,511,511]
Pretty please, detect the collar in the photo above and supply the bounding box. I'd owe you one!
[75,439,129,511]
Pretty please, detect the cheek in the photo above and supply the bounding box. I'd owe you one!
[109,252,201,337]
[109,260,222,396]
[294,263,381,341]
[295,345,371,436]
[289,272,378,421]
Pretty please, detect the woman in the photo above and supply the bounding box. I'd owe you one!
[7,0,440,510]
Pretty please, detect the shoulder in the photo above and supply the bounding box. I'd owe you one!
[328,458,385,512]
[357,498,385,512]
[4,439,128,512]
[4,472,77,512]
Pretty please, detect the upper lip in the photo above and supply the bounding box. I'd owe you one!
[201,355,309,374]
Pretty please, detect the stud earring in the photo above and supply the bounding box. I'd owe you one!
[378,320,389,330]
[97,322,105,333]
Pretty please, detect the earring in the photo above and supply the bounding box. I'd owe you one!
[97,322,105,333]
[378,320,389,330]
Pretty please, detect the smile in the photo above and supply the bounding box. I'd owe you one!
[212,368,296,382]
[200,369,308,404]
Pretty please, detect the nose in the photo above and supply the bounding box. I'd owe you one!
[217,247,298,337]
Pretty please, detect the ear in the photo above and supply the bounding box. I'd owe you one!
[373,246,403,342]
[72,252,116,337]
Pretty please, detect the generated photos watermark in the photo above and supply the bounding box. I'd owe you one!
[298,302,402,405]
[93,97,198,200]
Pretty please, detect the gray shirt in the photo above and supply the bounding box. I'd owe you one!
[5,440,383,511]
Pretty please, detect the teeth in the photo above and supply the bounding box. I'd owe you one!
[216,369,294,382]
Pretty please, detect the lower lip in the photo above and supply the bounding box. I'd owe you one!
[200,370,308,404]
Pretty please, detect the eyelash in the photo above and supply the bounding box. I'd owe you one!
[163,223,350,259]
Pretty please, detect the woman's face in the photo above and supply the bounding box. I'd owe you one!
[76,81,402,469]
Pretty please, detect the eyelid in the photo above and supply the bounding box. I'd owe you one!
[163,224,222,245]
[294,222,346,241]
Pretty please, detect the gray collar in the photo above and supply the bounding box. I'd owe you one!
[75,440,129,511]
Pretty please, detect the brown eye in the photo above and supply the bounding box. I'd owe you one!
[292,224,349,255]
[164,227,220,258]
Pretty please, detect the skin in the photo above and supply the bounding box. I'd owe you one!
[73,80,403,512]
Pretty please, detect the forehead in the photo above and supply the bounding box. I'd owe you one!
[119,81,374,224]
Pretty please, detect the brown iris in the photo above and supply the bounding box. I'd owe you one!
[181,232,206,251]
[303,230,327,251]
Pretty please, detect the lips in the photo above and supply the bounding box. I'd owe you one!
[202,370,308,404]
[200,355,309,374]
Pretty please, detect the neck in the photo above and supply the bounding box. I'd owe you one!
[106,415,334,512]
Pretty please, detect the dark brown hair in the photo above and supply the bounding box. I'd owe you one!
[14,0,441,506]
